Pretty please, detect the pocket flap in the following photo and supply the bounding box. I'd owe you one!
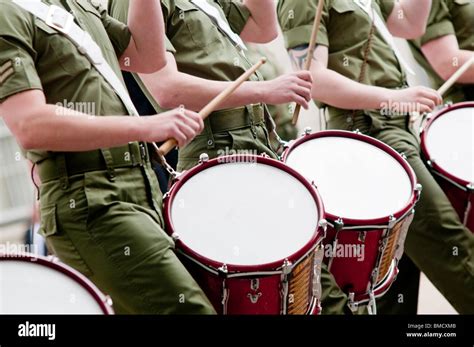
[39,205,58,237]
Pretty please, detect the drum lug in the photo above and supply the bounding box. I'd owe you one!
[218,264,228,276]
[334,218,344,231]
[415,184,423,202]
[104,295,114,308]
[444,101,453,108]
[318,219,328,238]
[400,152,407,160]
[467,183,474,192]
[247,279,262,304]
[199,153,210,164]
[282,259,293,275]
[388,215,397,229]
[347,292,358,313]
[303,127,312,136]
[427,159,435,168]
[171,233,180,242]
[352,129,362,135]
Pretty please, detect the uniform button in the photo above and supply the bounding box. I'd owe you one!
[346,117,352,123]
[207,140,214,146]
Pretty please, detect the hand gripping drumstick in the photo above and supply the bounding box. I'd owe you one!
[291,0,325,125]
[437,55,474,97]
[157,58,267,156]
[410,55,474,124]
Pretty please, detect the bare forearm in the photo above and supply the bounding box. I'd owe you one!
[17,105,144,151]
[388,0,431,38]
[140,71,264,111]
[124,0,166,72]
[425,48,474,84]
[310,65,388,110]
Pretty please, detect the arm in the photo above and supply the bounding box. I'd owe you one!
[139,52,313,111]
[386,0,432,39]
[0,90,203,151]
[119,0,167,73]
[239,0,278,43]
[289,45,441,114]
[421,34,474,83]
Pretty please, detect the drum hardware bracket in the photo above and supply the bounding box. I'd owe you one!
[171,233,180,242]
[367,291,377,315]
[467,183,474,192]
[334,218,344,231]
[347,292,358,313]
[250,278,260,291]
[199,153,210,164]
[400,152,407,160]
[319,219,328,238]
[303,127,313,136]
[415,184,423,202]
[105,295,114,308]
[247,292,262,304]
[352,129,362,135]
[388,215,397,229]
[218,264,228,276]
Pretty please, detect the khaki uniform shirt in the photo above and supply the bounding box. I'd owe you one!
[0,0,131,163]
[410,0,474,102]
[278,0,405,118]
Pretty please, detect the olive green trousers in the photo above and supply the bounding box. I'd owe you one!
[39,163,215,314]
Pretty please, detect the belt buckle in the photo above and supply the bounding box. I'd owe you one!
[45,5,74,34]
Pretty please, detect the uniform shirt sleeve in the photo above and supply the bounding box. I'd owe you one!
[377,0,396,22]
[277,0,329,49]
[418,0,455,46]
[93,0,132,58]
[0,2,42,102]
[107,0,176,55]
[214,0,251,34]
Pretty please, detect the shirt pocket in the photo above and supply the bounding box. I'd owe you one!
[331,0,357,14]
[454,0,471,5]
[34,20,91,76]
[177,2,222,50]
[39,204,93,277]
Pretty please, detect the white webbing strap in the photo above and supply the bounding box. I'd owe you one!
[13,0,139,116]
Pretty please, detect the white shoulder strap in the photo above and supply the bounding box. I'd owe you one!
[13,0,139,116]
[353,0,416,77]
[190,0,247,52]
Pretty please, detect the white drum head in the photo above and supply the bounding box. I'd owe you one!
[425,107,474,183]
[0,260,105,314]
[286,136,412,220]
[170,161,319,266]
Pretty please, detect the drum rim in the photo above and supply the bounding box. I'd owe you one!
[163,155,325,272]
[283,130,419,226]
[420,101,474,189]
[0,253,114,314]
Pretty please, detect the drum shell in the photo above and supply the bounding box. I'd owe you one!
[283,130,420,305]
[420,102,474,233]
[163,155,326,315]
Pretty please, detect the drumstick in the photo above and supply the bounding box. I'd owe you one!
[411,55,474,124]
[291,0,325,125]
[437,55,474,97]
[157,58,267,156]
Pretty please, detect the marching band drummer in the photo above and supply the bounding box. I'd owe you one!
[380,0,474,315]
[108,0,312,171]
[278,0,474,314]
[0,0,215,314]
[109,0,353,315]
[410,0,474,102]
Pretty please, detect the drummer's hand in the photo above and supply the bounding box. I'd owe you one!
[389,87,443,114]
[261,71,313,110]
[143,108,204,147]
